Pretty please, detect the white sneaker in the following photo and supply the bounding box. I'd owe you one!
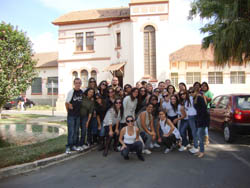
[65,148,71,154]
[71,146,79,151]
[164,148,171,154]
[153,143,161,148]
[178,146,186,152]
[149,143,154,149]
[117,146,122,152]
[189,147,199,154]
[143,149,152,155]
[77,146,84,151]
[186,144,191,148]
[83,145,89,150]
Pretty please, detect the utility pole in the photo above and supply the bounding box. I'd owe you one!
[51,81,54,116]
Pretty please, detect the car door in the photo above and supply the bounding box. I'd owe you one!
[209,96,222,128]
[216,96,230,129]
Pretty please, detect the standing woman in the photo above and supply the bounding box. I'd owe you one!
[201,82,213,145]
[95,93,107,151]
[163,95,180,128]
[119,115,145,161]
[124,84,132,97]
[97,80,108,99]
[115,86,124,99]
[178,82,187,92]
[190,88,209,158]
[146,83,153,95]
[103,98,124,156]
[85,77,98,94]
[136,87,148,115]
[106,87,116,110]
[79,88,95,149]
[157,111,182,153]
[136,103,156,154]
[121,88,139,128]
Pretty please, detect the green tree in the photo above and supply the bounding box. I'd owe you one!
[0,22,37,118]
[189,0,250,65]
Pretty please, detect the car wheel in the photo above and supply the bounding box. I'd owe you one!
[224,123,234,143]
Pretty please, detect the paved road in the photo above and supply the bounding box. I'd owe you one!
[0,129,250,188]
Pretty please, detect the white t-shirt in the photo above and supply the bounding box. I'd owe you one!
[185,96,197,116]
[160,119,181,140]
[162,101,178,117]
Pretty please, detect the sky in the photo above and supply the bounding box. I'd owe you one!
[0,0,207,54]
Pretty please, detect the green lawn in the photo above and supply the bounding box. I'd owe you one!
[0,114,51,123]
[0,135,67,168]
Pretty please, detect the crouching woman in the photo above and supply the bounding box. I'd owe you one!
[157,111,182,154]
[119,115,145,161]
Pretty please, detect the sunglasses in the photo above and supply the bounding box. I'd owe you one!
[163,95,168,98]
[189,91,195,94]
[126,119,134,123]
[115,101,122,104]
[180,93,186,96]
[154,90,160,93]
[102,83,107,86]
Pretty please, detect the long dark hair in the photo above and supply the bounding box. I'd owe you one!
[97,80,108,98]
[170,95,179,112]
[178,82,187,91]
[166,85,176,94]
[138,87,148,104]
[178,90,191,107]
[130,87,139,101]
[84,88,95,99]
[113,98,124,118]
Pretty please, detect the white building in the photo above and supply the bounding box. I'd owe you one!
[53,0,171,111]
[50,0,250,111]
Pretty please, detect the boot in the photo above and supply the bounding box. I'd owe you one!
[103,137,111,157]
[98,136,105,151]
[113,135,119,152]
[204,136,209,145]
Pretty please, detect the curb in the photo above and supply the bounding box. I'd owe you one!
[0,145,97,179]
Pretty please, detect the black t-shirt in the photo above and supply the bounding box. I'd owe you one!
[68,89,83,117]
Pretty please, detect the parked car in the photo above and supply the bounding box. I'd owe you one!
[209,94,250,142]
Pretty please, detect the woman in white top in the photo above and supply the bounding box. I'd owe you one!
[157,111,182,154]
[119,116,144,161]
[121,88,139,128]
[103,98,123,157]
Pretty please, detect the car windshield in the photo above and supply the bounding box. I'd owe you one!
[236,96,250,110]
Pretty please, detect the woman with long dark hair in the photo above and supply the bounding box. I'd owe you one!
[106,87,116,110]
[123,84,132,97]
[102,98,124,156]
[190,87,209,158]
[97,80,108,99]
[119,115,145,161]
[136,87,148,115]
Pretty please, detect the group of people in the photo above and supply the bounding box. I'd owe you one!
[65,76,213,161]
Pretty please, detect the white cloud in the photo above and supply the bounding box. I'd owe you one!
[31,32,58,53]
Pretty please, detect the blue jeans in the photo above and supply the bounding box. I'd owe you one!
[78,116,88,146]
[67,116,80,148]
[180,119,189,146]
[187,115,198,148]
[91,117,98,135]
[99,122,105,137]
[197,127,205,152]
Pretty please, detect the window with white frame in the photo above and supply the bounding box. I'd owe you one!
[81,70,88,88]
[171,73,178,88]
[47,77,58,94]
[75,33,83,51]
[230,71,245,84]
[91,70,97,81]
[116,32,121,48]
[186,72,201,85]
[208,72,223,84]
[86,32,94,51]
[31,77,42,94]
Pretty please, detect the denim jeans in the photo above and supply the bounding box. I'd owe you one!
[140,132,152,149]
[99,122,105,137]
[67,115,80,148]
[121,141,143,157]
[187,115,198,148]
[78,116,88,146]
[197,127,205,152]
[179,119,189,146]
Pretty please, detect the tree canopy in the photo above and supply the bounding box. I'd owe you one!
[0,22,37,110]
[189,0,250,65]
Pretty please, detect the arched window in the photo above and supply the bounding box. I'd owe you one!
[81,70,88,88]
[72,71,78,80]
[144,25,156,79]
[91,70,97,81]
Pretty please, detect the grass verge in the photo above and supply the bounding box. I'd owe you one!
[29,105,53,111]
[0,114,51,123]
[0,135,67,169]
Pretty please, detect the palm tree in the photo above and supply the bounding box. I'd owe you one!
[189,0,250,65]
